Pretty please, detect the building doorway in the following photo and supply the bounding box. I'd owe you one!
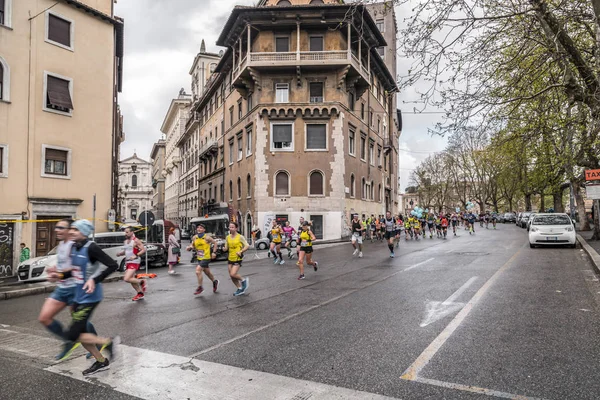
[309,215,323,239]
[36,216,68,257]
[0,222,15,277]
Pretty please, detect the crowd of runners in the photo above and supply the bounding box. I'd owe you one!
[37,208,500,376]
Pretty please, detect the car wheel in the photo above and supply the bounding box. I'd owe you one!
[258,242,267,250]
[290,240,297,248]
[119,259,126,272]
[571,243,577,249]
[530,243,535,248]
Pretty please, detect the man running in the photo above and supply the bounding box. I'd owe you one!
[441,215,449,239]
[296,222,318,280]
[223,222,250,296]
[451,212,459,236]
[468,212,477,234]
[269,220,285,265]
[383,211,396,258]
[186,224,219,296]
[350,214,364,257]
[427,213,435,239]
[41,219,98,360]
[117,227,147,301]
[48,219,120,376]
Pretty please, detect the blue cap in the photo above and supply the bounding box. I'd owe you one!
[71,219,94,237]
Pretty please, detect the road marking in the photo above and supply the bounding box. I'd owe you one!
[420,277,478,327]
[189,262,427,358]
[414,377,545,400]
[401,248,522,381]
[46,344,396,400]
[403,258,435,272]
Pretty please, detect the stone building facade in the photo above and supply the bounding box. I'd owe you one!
[150,139,166,220]
[118,154,153,222]
[178,0,399,241]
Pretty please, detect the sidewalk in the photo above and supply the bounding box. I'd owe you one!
[577,229,600,275]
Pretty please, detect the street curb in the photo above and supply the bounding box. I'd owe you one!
[577,234,600,276]
[0,274,125,301]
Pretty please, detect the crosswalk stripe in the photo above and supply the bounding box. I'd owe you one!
[46,344,397,400]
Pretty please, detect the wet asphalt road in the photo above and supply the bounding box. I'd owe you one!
[1,224,600,399]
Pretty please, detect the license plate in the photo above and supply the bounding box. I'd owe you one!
[546,237,558,241]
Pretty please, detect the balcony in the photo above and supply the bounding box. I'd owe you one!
[199,137,219,160]
[232,50,371,98]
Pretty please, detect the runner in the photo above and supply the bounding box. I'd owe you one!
[48,219,120,376]
[40,219,98,360]
[491,211,498,229]
[441,215,449,239]
[394,216,402,248]
[383,211,396,258]
[427,213,435,239]
[468,211,477,235]
[435,214,443,238]
[370,215,377,243]
[451,212,459,236]
[223,222,250,296]
[404,216,412,240]
[186,224,219,296]
[412,215,421,240]
[296,222,318,280]
[269,220,285,265]
[350,214,364,257]
[117,227,147,301]
[296,217,307,259]
[282,221,296,259]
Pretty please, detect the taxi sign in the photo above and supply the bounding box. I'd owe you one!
[585,169,600,181]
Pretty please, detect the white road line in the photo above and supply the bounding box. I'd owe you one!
[443,277,478,304]
[419,277,478,328]
[46,344,397,400]
[403,258,435,272]
[414,377,545,400]
[401,248,522,381]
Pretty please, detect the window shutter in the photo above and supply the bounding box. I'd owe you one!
[306,124,326,149]
[310,172,323,195]
[309,83,323,98]
[48,15,71,47]
[47,75,74,110]
[46,148,68,162]
[275,172,289,195]
[0,0,5,12]
[310,37,323,52]
[275,37,289,52]
[273,125,292,143]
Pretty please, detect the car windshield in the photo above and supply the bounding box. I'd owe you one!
[533,215,571,225]
[194,218,229,238]
[504,213,515,217]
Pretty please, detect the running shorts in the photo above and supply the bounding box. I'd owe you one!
[197,260,211,268]
[351,233,363,244]
[299,246,313,254]
[50,286,75,305]
[126,262,141,271]
[228,259,243,267]
[452,220,458,226]
[65,302,99,342]
[384,231,395,240]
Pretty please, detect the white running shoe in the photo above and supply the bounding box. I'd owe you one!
[359,252,363,258]
[352,249,359,256]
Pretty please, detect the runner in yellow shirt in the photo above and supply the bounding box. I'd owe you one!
[223,221,250,296]
[186,224,219,296]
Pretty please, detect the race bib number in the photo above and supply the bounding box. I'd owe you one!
[301,240,308,246]
[197,250,205,258]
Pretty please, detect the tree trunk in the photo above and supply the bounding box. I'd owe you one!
[574,181,590,231]
[525,194,532,211]
[539,193,545,212]
[592,200,600,240]
[478,201,485,212]
[553,190,564,213]
[508,198,514,213]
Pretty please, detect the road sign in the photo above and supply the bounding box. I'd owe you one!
[586,185,600,200]
[585,169,600,181]
[138,211,155,227]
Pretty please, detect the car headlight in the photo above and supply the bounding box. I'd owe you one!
[566,227,574,232]
[530,227,538,232]
[31,259,46,267]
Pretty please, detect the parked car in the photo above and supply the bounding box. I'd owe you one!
[526,213,537,230]
[528,213,576,248]
[254,234,298,251]
[518,212,533,228]
[503,213,517,223]
[181,229,191,240]
[495,213,505,223]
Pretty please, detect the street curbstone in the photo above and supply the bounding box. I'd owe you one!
[577,234,600,276]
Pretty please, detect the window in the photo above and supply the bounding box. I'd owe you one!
[309,36,324,52]
[132,175,138,188]
[371,180,374,201]
[362,178,366,199]
[309,82,324,103]
[247,94,253,111]
[228,139,234,165]
[377,146,382,167]
[0,144,7,177]
[310,0,324,4]
[220,184,224,201]
[309,170,324,196]
[276,83,289,103]
[42,145,70,178]
[238,100,242,119]
[271,123,293,151]
[131,209,138,220]
[237,134,243,161]
[378,184,382,202]
[275,36,290,52]
[229,107,234,127]
[361,103,365,120]
[350,174,355,197]
[229,180,233,201]
[237,177,242,199]
[360,135,366,160]
[0,0,11,27]
[349,128,355,156]
[377,117,381,133]
[0,56,9,101]
[247,174,252,197]
[44,72,73,115]
[376,19,384,33]
[306,124,327,150]
[369,110,373,126]
[246,128,252,156]
[369,141,374,165]
[46,12,73,50]
[348,92,355,112]
[275,171,290,196]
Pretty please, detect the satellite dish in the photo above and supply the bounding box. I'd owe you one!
[219,50,224,57]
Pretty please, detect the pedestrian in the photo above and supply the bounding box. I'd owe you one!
[40,219,99,360]
[350,214,364,257]
[296,222,318,280]
[117,227,147,301]
[223,222,250,296]
[167,227,179,274]
[47,219,120,376]
[186,224,219,296]
[20,243,30,263]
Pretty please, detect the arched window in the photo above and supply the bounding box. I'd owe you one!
[309,170,324,196]
[131,174,138,188]
[371,180,374,200]
[275,171,290,196]
[0,55,10,101]
[350,174,355,198]
[237,177,242,199]
[310,0,324,3]
[229,180,233,201]
[378,184,382,202]
[362,178,366,199]
[277,0,292,5]
[247,174,251,197]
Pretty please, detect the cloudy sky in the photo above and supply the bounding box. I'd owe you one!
[114,0,447,192]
